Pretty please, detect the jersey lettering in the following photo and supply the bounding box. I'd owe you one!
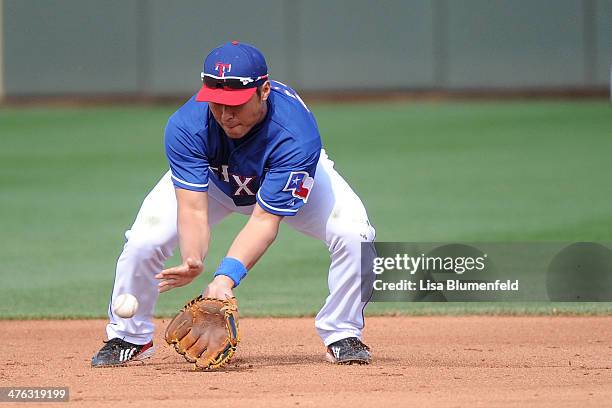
[209,165,231,182]
[220,165,230,182]
[232,175,255,196]
[210,165,257,196]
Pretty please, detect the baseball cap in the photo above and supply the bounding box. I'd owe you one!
[196,41,269,106]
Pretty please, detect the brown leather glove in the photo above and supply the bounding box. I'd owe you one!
[165,295,239,370]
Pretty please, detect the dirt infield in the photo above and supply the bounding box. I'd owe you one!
[2,316,611,407]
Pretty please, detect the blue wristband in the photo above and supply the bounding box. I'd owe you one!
[214,257,248,287]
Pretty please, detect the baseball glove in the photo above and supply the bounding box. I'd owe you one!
[165,295,239,370]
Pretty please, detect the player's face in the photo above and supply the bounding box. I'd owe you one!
[209,81,271,139]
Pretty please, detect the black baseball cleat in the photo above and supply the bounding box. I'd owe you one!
[91,338,154,367]
[325,337,371,365]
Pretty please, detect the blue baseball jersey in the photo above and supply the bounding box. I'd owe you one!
[164,81,322,216]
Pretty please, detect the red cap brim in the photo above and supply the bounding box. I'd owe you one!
[195,85,257,106]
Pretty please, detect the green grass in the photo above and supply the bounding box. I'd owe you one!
[1,100,611,318]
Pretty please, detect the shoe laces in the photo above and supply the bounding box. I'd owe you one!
[100,338,128,352]
[346,337,370,351]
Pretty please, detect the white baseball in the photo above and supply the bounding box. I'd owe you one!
[113,293,139,319]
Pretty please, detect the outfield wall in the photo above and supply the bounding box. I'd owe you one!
[1,0,611,98]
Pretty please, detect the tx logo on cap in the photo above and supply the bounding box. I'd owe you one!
[214,62,232,77]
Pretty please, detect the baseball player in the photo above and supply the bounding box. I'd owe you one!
[92,41,376,367]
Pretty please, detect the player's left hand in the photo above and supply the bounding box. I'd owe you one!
[203,275,235,299]
[155,257,203,293]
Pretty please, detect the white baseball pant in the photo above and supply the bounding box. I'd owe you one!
[106,149,376,346]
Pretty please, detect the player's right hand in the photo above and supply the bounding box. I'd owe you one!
[155,258,203,293]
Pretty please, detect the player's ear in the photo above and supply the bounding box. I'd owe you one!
[260,81,271,101]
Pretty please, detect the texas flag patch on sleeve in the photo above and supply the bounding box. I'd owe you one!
[283,171,314,202]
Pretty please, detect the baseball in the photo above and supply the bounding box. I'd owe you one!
[113,293,139,319]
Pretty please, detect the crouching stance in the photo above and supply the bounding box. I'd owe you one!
[92,41,375,369]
